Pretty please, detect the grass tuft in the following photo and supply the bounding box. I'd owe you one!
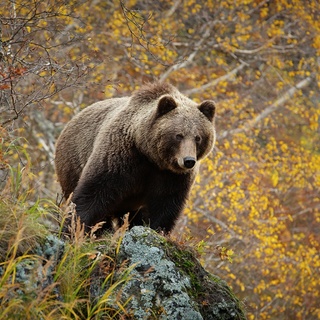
[0,146,135,319]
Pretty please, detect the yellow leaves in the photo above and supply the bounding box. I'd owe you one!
[215,56,225,66]
[261,196,269,211]
[279,142,288,153]
[227,213,237,223]
[272,56,284,69]
[300,260,312,276]
[249,206,259,220]
[114,11,125,28]
[267,19,285,38]
[260,6,269,19]
[236,279,245,292]
[38,70,47,77]
[38,19,47,28]
[264,247,274,256]
[62,106,73,116]
[236,34,250,43]
[271,170,279,187]
[186,0,202,14]
[229,273,236,280]
[312,33,320,51]
[237,11,249,22]
[185,207,199,223]
[254,280,266,294]
[294,297,304,311]
[266,137,277,153]
[191,4,202,14]
[217,246,234,263]
[293,233,306,241]
[57,5,69,15]
[309,112,319,131]
[276,81,284,90]
[207,227,215,235]
[127,0,137,6]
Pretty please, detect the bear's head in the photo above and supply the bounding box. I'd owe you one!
[138,93,216,174]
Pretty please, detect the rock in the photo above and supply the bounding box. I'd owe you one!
[95,226,246,320]
[118,226,203,319]
[0,234,65,303]
[0,225,246,319]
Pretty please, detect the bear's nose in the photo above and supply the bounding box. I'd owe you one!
[183,157,196,169]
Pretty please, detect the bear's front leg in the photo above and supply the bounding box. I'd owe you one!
[145,193,188,233]
[71,170,123,233]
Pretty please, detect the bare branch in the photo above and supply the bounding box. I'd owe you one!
[166,0,182,17]
[195,207,237,238]
[120,1,171,66]
[159,22,215,82]
[218,75,314,139]
[184,62,247,96]
[0,1,88,127]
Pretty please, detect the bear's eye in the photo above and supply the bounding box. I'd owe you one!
[176,134,184,141]
[195,135,201,143]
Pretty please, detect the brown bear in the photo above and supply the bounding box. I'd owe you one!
[55,82,216,233]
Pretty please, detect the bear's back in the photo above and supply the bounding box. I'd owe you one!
[55,97,129,197]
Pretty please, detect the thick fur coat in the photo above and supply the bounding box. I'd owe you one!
[55,82,216,233]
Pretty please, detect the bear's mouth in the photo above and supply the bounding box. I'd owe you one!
[170,158,196,174]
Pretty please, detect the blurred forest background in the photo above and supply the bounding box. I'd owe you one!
[0,0,319,319]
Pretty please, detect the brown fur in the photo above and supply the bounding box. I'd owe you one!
[55,82,216,233]
[131,82,173,104]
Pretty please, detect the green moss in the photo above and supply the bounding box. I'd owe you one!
[165,239,247,320]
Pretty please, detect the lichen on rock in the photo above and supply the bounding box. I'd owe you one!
[118,226,203,319]
[110,226,246,320]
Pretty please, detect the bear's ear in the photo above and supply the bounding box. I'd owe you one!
[198,100,216,122]
[156,96,177,117]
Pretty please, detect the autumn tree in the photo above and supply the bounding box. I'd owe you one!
[0,0,92,195]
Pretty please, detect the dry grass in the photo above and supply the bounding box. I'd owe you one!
[0,159,134,319]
